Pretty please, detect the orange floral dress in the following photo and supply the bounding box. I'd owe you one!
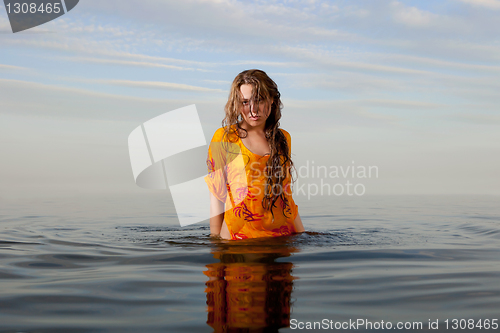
[205,126,299,240]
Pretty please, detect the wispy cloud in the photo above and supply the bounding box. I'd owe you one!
[270,45,442,76]
[381,53,500,72]
[448,113,500,125]
[0,78,225,121]
[4,36,217,67]
[58,56,211,72]
[226,60,302,68]
[392,1,439,27]
[95,79,226,93]
[203,79,231,85]
[0,64,28,71]
[359,99,445,109]
[456,0,500,9]
[78,0,359,45]
[280,98,403,130]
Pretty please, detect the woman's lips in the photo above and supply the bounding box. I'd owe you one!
[249,115,260,120]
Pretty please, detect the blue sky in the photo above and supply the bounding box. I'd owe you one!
[0,0,499,198]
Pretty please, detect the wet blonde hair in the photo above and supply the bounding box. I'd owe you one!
[222,69,295,216]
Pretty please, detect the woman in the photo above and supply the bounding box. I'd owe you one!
[205,69,305,240]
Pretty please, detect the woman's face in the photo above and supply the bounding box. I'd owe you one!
[239,84,271,129]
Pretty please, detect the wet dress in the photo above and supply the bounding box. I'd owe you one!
[205,126,299,240]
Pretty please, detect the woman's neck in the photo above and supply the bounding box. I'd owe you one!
[238,121,266,135]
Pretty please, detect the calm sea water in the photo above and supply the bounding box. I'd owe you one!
[1,194,499,332]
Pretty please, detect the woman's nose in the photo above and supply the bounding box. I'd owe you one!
[250,103,258,114]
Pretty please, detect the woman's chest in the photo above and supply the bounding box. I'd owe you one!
[240,135,270,157]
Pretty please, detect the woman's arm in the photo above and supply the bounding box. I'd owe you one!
[293,212,305,233]
[209,192,225,236]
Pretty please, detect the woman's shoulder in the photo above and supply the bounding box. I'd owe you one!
[279,128,291,140]
[210,126,238,142]
[279,128,292,151]
[211,127,225,141]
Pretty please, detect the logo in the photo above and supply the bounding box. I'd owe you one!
[3,0,79,33]
[128,105,247,227]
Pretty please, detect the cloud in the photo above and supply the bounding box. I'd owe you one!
[0,64,28,71]
[280,72,406,94]
[271,45,437,76]
[58,56,210,72]
[456,0,500,9]
[227,60,302,68]
[94,79,226,93]
[448,113,500,125]
[279,98,403,131]
[3,33,215,66]
[0,8,11,31]
[77,0,358,45]
[5,0,500,71]
[203,79,231,85]
[392,1,439,27]
[380,53,500,73]
[0,78,225,121]
[359,99,445,110]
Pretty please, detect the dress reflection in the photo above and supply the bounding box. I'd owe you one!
[204,238,299,333]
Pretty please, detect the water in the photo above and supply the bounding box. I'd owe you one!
[1,194,499,332]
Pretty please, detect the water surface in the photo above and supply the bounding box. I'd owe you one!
[1,194,499,332]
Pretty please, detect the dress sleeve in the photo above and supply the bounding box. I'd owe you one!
[204,128,228,203]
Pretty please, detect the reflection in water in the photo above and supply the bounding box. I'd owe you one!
[204,237,299,332]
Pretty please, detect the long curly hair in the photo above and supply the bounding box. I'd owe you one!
[222,69,295,215]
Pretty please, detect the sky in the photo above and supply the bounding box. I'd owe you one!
[0,0,499,201]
